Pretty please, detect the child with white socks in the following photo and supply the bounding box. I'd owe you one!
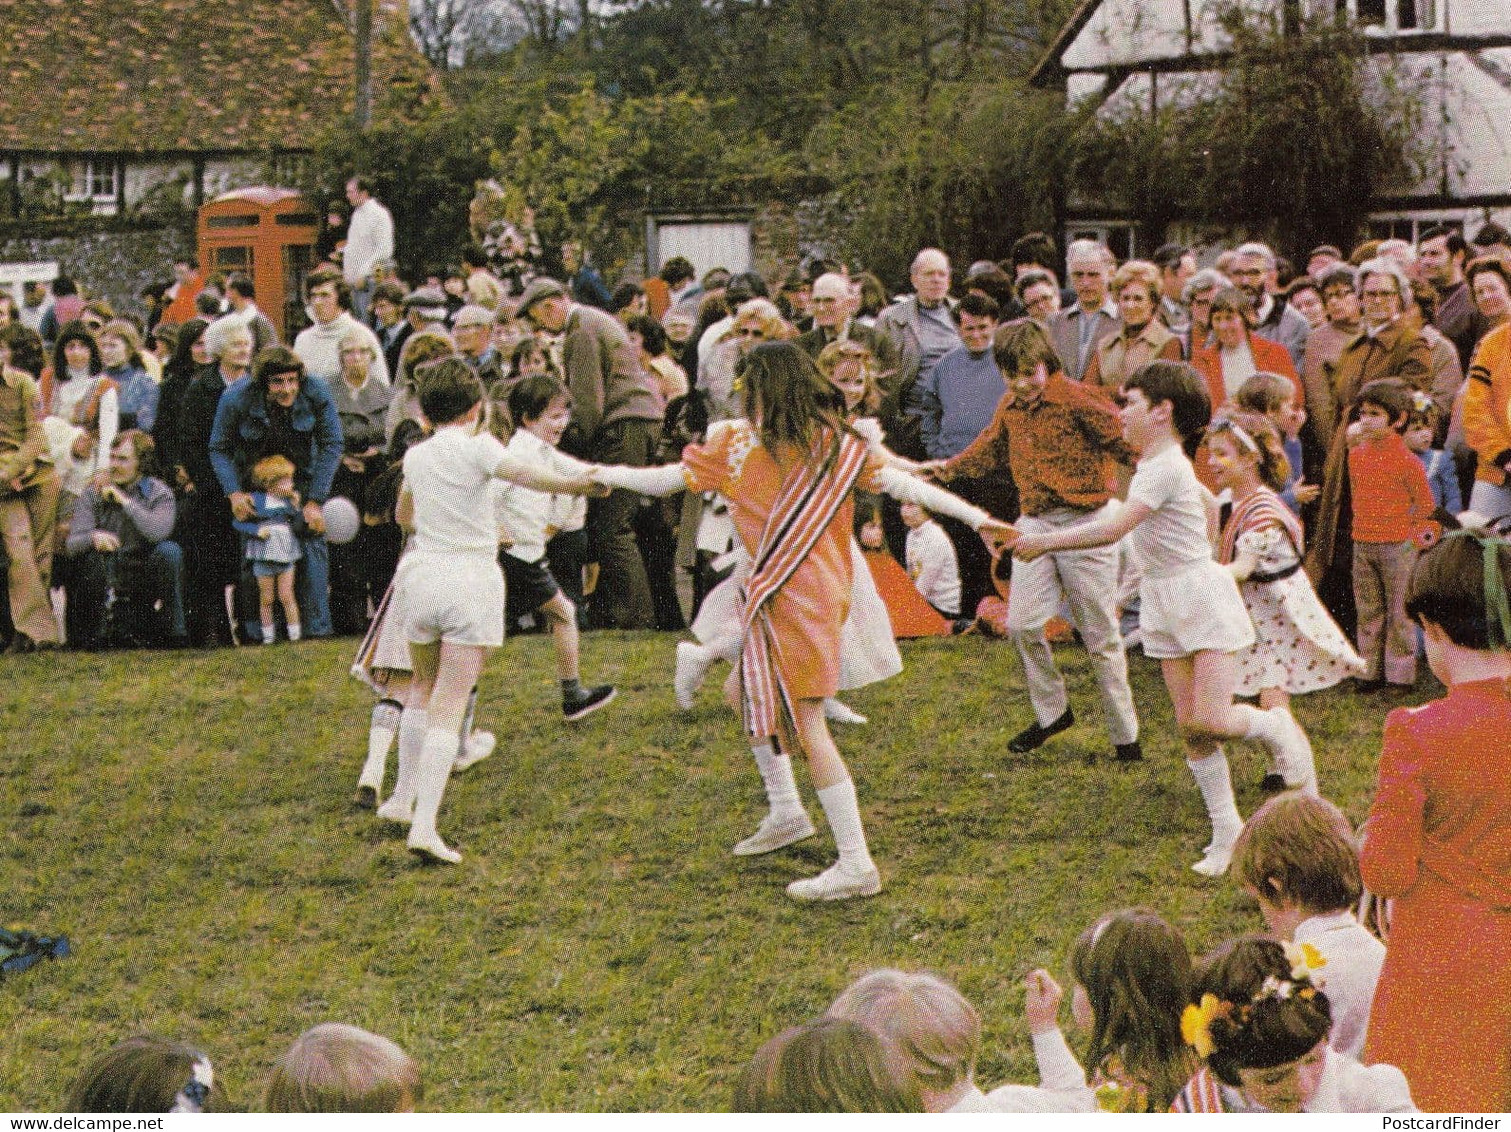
[595,342,1011,900]
[374,357,600,863]
[1009,361,1315,876]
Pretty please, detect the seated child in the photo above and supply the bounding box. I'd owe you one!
[900,499,962,619]
[497,374,615,721]
[1230,792,1385,1058]
[1173,936,1415,1112]
[825,967,1094,1112]
[264,1023,420,1112]
[732,1016,922,1112]
[68,1035,220,1112]
[854,495,950,639]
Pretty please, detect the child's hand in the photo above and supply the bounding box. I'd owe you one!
[979,519,1017,555]
[1293,480,1320,505]
[257,525,274,539]
[1024,968,1063,1035]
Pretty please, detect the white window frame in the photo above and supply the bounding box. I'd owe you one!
[63,158,119,205]
[1341,0,1440,34]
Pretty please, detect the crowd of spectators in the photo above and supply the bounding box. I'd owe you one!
[5,186,1511,654]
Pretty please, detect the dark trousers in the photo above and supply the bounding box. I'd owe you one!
[182,493,240,647]
[587,418,660,630]
[547,528,589,630]
[64,543,186,648]
[937,473,1018,617]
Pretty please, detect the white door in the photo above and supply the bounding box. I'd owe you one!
[654,221,752,278]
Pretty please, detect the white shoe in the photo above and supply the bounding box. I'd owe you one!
[375,798,413,824]
[454,730,496,772]
[822,698,868,725]
[1269,709,1318,792]
[407,835,462,864]
[674,641,710,711]
[1191,840,1236,877]
[786,861,882,902]
[732,811,816,856]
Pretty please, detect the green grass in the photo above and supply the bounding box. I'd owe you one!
[0,634,1407,1111]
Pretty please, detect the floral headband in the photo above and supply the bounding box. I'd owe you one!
[1180,942,1326,1059]
[169,1057,214,1113]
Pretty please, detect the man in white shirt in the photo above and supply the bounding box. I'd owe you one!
[343,176,395,323]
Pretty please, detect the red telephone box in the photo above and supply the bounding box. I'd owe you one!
[197,187,320,344]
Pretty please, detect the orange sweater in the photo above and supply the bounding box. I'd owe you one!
[1347,430,1433,544]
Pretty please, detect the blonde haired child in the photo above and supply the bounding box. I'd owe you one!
[234,453,303,643]
[1207,411,1363,793]
[1231,793,1383,1058]
[1010,362,1315,875]
[264,1023,420,1112]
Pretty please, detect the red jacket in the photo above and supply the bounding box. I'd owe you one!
[1347,429,1433,544]
[1189,330,1303,413]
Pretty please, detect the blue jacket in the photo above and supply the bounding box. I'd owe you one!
[208,375,343,504]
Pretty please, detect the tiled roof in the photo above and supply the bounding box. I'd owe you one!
[0,0,435,153]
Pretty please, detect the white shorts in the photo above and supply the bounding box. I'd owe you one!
[395,550,505,648]
[1139,559,1255,660]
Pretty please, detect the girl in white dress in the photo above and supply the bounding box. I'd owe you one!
[1009,361,1316,877]
[1207,412,1364,794]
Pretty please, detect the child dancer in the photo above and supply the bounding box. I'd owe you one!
[1402,393,1462,516]
[1058,908,1197,1112]
[233,454,303,643]
[497,374,615,720]
[1207,412,1363,794]
[595,341,1011,900]
[1173,936,1415,1112]
[1009,361,1314,875]
[378,357,599,863]
[1361,530,1511,1112]
[1230,793,1384,1059]
[1346,380,1435,691]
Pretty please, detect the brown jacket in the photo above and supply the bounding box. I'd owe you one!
[1082,319,1182,390]
[561,304,663,447]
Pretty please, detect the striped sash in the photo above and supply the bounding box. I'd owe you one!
[1220,486,1304,565]
[739,431,868,739]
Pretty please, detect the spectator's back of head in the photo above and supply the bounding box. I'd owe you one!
[733,1018,923,1112]
[68,1036,220,1113]
[826,968,979,1103]
[1232,793,1362,917]
[264,1023,420,1113]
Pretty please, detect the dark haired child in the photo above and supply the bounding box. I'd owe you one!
[68,1036,221,1113]
[1207,412,1363,794]
[498,374,615,721]
[1346,380,1435,690]
[1011,362,1314,876]
[1174,936,1414,1111]
[1402,393,1462,516]
[1231,793,1383,1057]
[1361,531,1511,1112]
[375,358,601,863]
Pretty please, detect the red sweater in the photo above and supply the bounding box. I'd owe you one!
[1347,430,1433,544]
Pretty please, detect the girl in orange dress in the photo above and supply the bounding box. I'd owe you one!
[1360,530,1511,1112]
[595,342,1010,901]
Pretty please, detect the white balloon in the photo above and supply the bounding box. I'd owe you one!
[321,497,361,545]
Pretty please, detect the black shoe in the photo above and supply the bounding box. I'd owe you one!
[1114,740,1143,762]
[563,684,617,721]
[1353,678,1386,694]
[353,784,378,809]
[1007,708,1074,753]
[1260,772,1287,793]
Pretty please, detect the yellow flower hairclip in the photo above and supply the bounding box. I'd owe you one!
[1181,993,1228,1059]
[1282,940,1327,982]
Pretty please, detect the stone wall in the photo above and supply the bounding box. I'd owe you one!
[0,218,195,325]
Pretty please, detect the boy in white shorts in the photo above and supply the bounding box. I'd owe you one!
[376,357,602,863]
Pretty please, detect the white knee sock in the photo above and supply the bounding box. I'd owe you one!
[408,727,459,847]
[753,742,804,821]
[1188,750,1244,848]
[358,698,402,790]
[387,707,427,810]
[286,621,302,642]
[816,778,874,873]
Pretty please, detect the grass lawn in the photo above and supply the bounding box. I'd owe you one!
[0,633,1411,1111]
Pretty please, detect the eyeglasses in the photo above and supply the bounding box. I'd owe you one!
[735,327,765,339]
[1362,289,1399,300]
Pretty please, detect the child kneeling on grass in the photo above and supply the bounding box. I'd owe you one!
[265,1023,420,1112]
[1173,936,1414,1112]
[497,374,615,721]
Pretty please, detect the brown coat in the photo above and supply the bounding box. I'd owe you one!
[1306,313,1434,584]
[1082,319,1182,390]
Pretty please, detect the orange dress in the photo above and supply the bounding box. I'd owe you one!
[1361,678,1511,1112]
[863,548,951,638]
[683,420,884,699]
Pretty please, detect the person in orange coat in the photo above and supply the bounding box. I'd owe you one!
[1361,531,1511,1113]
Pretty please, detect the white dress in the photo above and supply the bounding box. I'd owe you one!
[1234,525,1365,696]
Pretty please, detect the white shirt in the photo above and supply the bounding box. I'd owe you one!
[293,312,389,387]
[1220,1048,1416,1113]
[403,425,510,556]
[1219,336,1258,400]
[343,196,395,288]
[494,428,592,564]
[905,517,961,616]
[948,1029,1097,1113]
[1293,911,1386,1060]
[1126,444,1212,577]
